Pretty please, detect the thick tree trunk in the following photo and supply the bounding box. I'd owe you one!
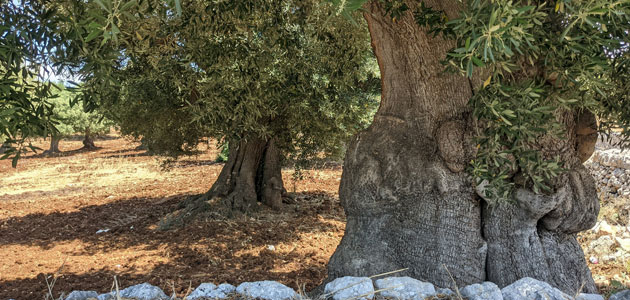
[82,129,97,150]
[326,0,598,295]
[258,138,284,210]
[44,136,61,154]
[160,137,285,228]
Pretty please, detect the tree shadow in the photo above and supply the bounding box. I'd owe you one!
[170,159,220,168]
[0,191,344,299]
[20,146,104,160]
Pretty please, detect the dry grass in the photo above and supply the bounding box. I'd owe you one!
[0,136,345,299]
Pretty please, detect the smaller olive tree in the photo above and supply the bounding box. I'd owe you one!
[45,84,113,153]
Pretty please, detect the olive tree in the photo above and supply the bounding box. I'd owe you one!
[324,0,630,294]
[44,84,113,153]
[61,0,379,222]
[0,1,67,165]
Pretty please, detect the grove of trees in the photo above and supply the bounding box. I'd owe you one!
[1,0,630,296]
[45,84,113,153]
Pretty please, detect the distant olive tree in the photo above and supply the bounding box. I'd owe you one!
[44,84,113,153]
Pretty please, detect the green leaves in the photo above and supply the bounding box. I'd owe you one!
[445,1,545,78]
[0,1,66,165]
[73,0,379,167]
[470,81,565,204]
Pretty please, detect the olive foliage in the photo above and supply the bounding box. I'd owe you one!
[0,1,68,165]
[57,0,380,169]
[49,84,113,140]
[334,0,630,203]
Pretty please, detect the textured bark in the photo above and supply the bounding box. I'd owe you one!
[328,0,485,289]
[44,136,61,154]
[213,138,267,212]
[326,0,598,294]
[258,138,284,210]
[576,111,598,163]
[81,129,97,150]
[482,111,599,294]
[210,137,286,212]
[161,137,285,228]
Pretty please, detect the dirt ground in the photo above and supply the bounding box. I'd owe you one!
[0,136,344,299]
[1,135,627,299]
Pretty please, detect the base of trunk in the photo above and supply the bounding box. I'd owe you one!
[43,137,61,155]
[81,135,97,150]
[326,120,486,290]
[159,138,285,229]
[325,120,598,295]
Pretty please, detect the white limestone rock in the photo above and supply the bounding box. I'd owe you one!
[236,281,297,300]
[460,282,502,300]
[97,283,168,300]
[324,276,374,300]
[65,291,98,300]
[188,283,217,299]
[188,283,235,299]
[610,290,630,300]
[501,278,571,300]
[374,276,435,299]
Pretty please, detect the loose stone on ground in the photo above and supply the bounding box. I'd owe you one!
[324,276,374,300]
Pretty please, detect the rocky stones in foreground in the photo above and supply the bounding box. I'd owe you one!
[62,277,629,300]
[236,281,297,300]
[373,276,435,299]
[96,283,169,300]
[460,282,502,300]
[188,283,236,299]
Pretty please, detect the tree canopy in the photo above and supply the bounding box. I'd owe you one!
[334,0,630,203]
[74,0,379,165]
[49,84,113,139]
[0,1,68,165]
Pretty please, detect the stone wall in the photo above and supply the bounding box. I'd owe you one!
[586,134,630,198]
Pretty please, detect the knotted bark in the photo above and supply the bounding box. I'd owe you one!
[160,137,285,228]
[328,0,486,288]
[326,1,598,294]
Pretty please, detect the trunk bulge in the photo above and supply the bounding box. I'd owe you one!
[160,137,285,228]
[328,0,485,289]
[326,0,597,294]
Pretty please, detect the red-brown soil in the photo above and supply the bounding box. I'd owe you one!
[0,135,624,299]
[0,136,344,299]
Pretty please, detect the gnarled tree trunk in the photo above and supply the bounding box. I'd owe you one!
[161,137,285,228]
[326,1,598,295]
[81,128,97,150]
